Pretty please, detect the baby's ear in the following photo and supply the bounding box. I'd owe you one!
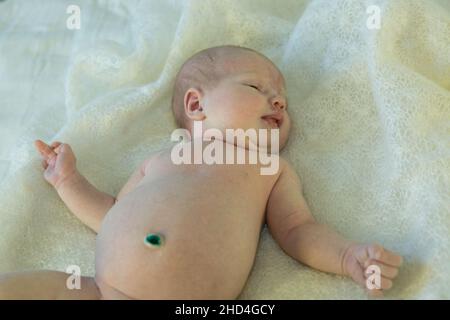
[184,88,206,121]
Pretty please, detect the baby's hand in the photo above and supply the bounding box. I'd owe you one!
[34,139,78,190]
[342,243,403,298]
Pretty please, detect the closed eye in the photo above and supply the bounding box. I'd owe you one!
[246,84,260,91]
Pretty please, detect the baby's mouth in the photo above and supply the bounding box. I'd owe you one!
[261,113,283,128]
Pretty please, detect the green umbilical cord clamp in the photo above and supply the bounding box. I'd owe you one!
[144,233,165,248]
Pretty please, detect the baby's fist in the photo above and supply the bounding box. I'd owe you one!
[342,243,403,297]
[34,139,78,190]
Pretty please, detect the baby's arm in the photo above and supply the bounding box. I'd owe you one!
[57,157,150,233]
[35,140,150,233]
[55,171,115,233]
[266,159,403,295]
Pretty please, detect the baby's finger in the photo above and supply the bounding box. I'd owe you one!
[350,267,367,288]
[50,141,62,153]
[378,250,403,268]
[41,159,48,169]
[364,261,399,279]
[34,140,57,159]
[48,156,56,167]
[368,245,403,267]
[366,288,384,299]
[380,276,393,290]
[365,271,393,290]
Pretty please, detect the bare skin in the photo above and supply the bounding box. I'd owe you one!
[0,48,403,300]
[96,141,281,299]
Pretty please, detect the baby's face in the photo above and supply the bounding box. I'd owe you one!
[188,52,291,150]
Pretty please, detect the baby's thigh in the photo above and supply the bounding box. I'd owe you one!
[94,275,133,300]
[0,270,101,300]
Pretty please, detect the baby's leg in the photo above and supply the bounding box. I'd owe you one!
[0,270,101,300]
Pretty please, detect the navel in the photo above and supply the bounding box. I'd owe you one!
[144,232,165,248]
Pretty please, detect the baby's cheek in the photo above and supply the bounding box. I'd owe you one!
[283,117,291,134]
[224,107,250,128]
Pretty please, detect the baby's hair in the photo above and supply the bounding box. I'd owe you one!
[171,45,264,129]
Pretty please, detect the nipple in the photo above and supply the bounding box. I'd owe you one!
[144,232,165,248]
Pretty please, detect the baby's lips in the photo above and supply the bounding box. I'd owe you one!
[261,112,284,127]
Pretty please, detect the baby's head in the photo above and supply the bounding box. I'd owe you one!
[171,45,290,150]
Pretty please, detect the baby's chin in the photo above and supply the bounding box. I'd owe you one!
[223,131,284,154]
[253,127,287,153]
[199,122,287,153]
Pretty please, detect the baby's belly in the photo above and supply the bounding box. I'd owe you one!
[95,182,265,299]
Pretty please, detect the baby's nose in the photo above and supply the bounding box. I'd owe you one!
[271,96,286,111]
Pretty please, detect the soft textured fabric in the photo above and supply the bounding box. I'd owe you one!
[0,0,449,299]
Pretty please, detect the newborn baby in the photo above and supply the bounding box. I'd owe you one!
[0,45,402,299]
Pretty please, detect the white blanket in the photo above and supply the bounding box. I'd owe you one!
[0,0,449,299]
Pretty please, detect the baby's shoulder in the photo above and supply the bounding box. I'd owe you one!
[277,156,291,171]
[146,145,174,160]
[276,157,301,180]
[140,146,172,170]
